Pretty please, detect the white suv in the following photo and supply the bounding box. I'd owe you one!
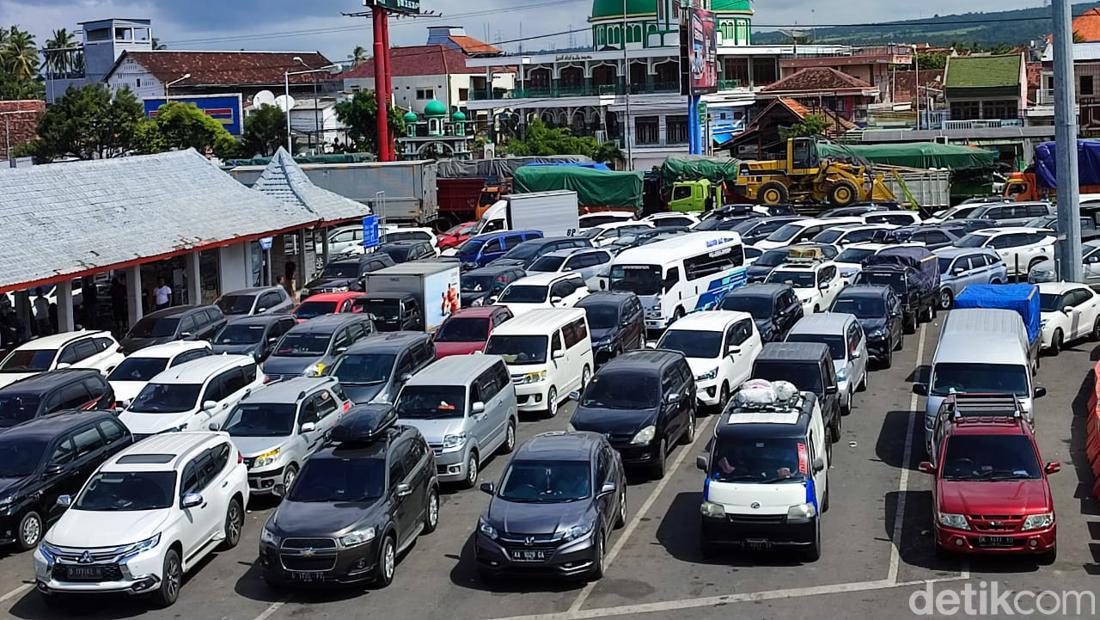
[493,272,590,316]
[765,259,845,314]
[107,341,213,408]
[0,330,124,389]
[34,432,249,607]
[656,311,763,410]
[955,227,1056,277]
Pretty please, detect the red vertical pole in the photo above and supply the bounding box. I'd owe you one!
[372,8,391,161]
[380,13,394,160]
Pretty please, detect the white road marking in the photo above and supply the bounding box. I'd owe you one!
[887,322,927,585]
[252,599,287,620]
[0,583,31,605]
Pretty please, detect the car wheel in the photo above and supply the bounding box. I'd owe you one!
[375,534,396,587]
[282,465,299,492]
[718,382,730,412]
[903,314,916,335]
[882,346,893,369]
[651,437,667,480]
[923,304,935,322]
[581,365,591,390]
[825,428,834,464]
[614,490,627,529]
[221,496,244,550]
[1050,329,1063,356]
[842,390,852,416]
[501,418,517,454]
[546,387,559,418]
[423,486,440,534]
[858,372,868,392]
[1038,545,1057,566]
[1092,316,1100,341]
[463,452,480,489]
[672,307,685,324]
[894,332,904,351]
[812,305,820,314]
[803,518,821,561]
[154,548,182,607]
[589,531,606,580]
[681,409,696,445]
[17,510,43,551]
[822,480,830,512]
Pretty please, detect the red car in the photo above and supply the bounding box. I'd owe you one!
[437,221,479,250]
[292,292,369,323]
[433,306,513,358]
[920,412,1059,563]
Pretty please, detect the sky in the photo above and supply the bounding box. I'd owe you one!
[1,0,1049,62]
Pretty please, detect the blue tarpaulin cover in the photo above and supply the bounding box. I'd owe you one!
[954,284,1040,344]
[1033,140,1100,188]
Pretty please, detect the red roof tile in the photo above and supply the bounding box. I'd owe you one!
[891,69,945,103]
[448,35,501,56]
[762,67,875,94]
[0,100,44,159]
[1075,8,1100,43]
[110,51,334,86]
[342,45,488,78]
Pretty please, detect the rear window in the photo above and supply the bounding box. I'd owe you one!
[753,360,824,394]
[128,318,179,338]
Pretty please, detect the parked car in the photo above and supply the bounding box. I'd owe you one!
[719,283,804,343]
[330,332,435,404]
[967,201,1054,228]
[833,243,902,282]
[456,231,543,270]
[1038,281,1100,355]
[475,431,626,580]
[747,244,838,284]
[578,221,655,248]
[121,306,226,355]
[491,236,593,270]
[819,203,895,218]
[569,350,696,479]
[460,265,528,308]
[438,221,479,250]
[756,217,863,251]
[0,330,124,389]
[863,210,923,226]
[830,286,904,367]
[786,313,868,415]
[527,248,614,290]
[764,255,845,314]
[578,212,636,228]
[380,227,439,251]
[872,226,960,250]
[924,203,989,224]
[215,286,294,318]
[575,292,645,366]
[1028,241,1100,286]
[0,369,115,429]
[493,272,590,316]
[292,291,369,323]
[717,215,805,245]
[810,223,896,247]
[259,405,438,587]
[34,432,249,606]
[644,212,701,228]
[434,306,513,359]
[954,228,1056,278]
[324,224,365,256]
[752,342,841,444]
[657,311,762,411]
[301,254,395,299]
[211,315,297,361]
[933,247,1008,309]
[855,247,940,333]
[352,292,423,332]
[108,341,213,407]
[263,314,375,381]
[376,240,436,264]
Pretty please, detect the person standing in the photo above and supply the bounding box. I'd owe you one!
[33,288,50,337]
[110,277,127,334]
[82,277,99,330]
[153,278,172,311]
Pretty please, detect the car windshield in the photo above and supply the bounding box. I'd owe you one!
[224,403,297,437]
[955,234,990,249]
[940,206,980,220]
[498,285,548,304]
[766,223,805,243]
[274,334,331,357]
[385,231,427,243]
[837,248,877,264]
[498,460,591,503]
[462,275,497,293]
[1025,216,1055,229]
[529,255,566,272]
[214,324,266,345]
[708,436,807,484]
[755,250,790,268]
[581,372,659,409]
[294,301,339,320]
[331,353,395,385]
[360,300,400,321]
[501,244,542,261]
[582,304,620,330]
[941,435,1042,481]
[754,361,823,394]
[578,228,603,239]
[831,296,885,318]
[610,265,662,297]
[1039,293,1067,312]
[216,295,256,315]
[0,349,56,373]
[379,246,413,262]
[128,317,180,339]
[812,229,845,244]
[108,357,170,382]
[720,295,772,319]
[396,385,466,419]
[787,334,846,360]
[0,437,45,477]
[435,318,490,343]
[0,394,40,426]
[288,457,385,503]
[931,363,1030,397]
[323,262,359,279]
[659,329,723,358]
[74,471,176,511]
[485,335,547,365]
[128,383,202,413]
[767,270,816,289]
[858,270,906,291]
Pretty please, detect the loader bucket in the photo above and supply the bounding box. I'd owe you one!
[870,175,896,203]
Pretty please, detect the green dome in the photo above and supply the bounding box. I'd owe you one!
[590,0,751,21]
[424,99,447,117]
[451,109,466,121]
[403,110,418,122]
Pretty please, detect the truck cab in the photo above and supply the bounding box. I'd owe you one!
[669,179,723,213]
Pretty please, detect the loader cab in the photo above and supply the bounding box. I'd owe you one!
[790,138,820,173]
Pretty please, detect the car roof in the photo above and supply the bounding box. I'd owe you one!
[757,342,830,362]
[972,227,1051,236]
[103,432,228,472]
[947,418,1031,437]
[125,340,211,359]
[508,271,582,286]
[491,308,586,335]
[242,377,337,404]
[221,287,281,296]
[2,368,104,393]
[933,246,998,259]
[140,305,214,320]
[346,331,430,354]
[13,329,113,350]
[379,239,426,248]
[465,264,525,277]
[935,311,1028,364]
[717,393,816,437]
[541,248,604,259]
[148,354,254,384]
[288,313,371,333]
[1037,281,1090,295]
[515,431,600,460]
[0,409,120,440]
[842,243,892,252]
[576,291,635,308]
[788,313,856,336]
[468,230,541,242]
[727,283,788,299]
[302,292,366,302]
[600,349,682,374]
[447,306,509,319]
[666,310,751,332]
[836,285,890,299]
[222,315,291,328]
[405,354,502,386]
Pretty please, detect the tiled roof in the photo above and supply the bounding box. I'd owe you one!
[342,45,489,78]
[448,35,501,56]
[0,149,318,293]
[110,51,334,86]
[777,98,857,134]
[762,67,874,94]
[1075,8,1100,43]
[0,100,44,159]
[891,69,945,104]
[251,148,371,224]
[944,54,1022,89]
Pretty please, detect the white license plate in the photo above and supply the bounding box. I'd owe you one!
[290,571,326,582]
[510,549,548,562]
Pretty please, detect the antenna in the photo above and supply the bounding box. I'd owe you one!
[275,94,297,112]
[253,90,276,107]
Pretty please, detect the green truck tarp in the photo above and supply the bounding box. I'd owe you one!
[513,166,644,208]
[816,142,997,171]
[661,158,742,186]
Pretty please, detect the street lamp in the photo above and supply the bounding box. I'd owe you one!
[284,60,342,154]
[165,73,190,101]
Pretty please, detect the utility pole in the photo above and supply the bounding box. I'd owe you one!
[1054,0,1084,282]
[622,0,633,170]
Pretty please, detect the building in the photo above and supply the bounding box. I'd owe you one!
[725,98,855,159]
[1074,8,1100,44]
[943,54,1028,124]
[0,100,45,161]
[759,67,881,125]
[398,101,474,160]
[778,45,914,104]
[286,97,345,153]
[426,25,502,57]
[44,18,154,102]
[1036,42,1100,138]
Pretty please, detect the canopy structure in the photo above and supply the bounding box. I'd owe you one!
[661,157,742,186]
[816,142,998,171]
[250,147,371,225]
[1033,140,1100,188]
[513,166,643,208]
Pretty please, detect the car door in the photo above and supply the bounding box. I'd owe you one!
[387,442,416,546]
[199,373,230,427]
[659,367,682,443]
[820,265,842,308]
[179,314,200,340]
[1067,288,1092,339]
[476,367,507,451]
[594,447,615,534]
[401,437,432,530]
[297,392,328,453]
[42,436,81,521]
[846,320,868,389]
[624,298,645,350]
[1078,288,1100,338]
[1084,249,1100,285]
[887,292,904,344]
[730,318,761,388]
[178,453,217,552]
[68,422,108,492]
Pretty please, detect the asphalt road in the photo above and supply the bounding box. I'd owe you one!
[1,315,1098,620]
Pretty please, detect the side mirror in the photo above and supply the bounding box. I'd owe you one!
[471,401,486,415]
[180,332,194,339]
[56,494,72,508]
[1034,386,1047,399]
[487,296,499,304]
[55,362,72,370]
[550,296,564,305]
[918,461,936,474]
[202,400,218,412]
[272,483,286,497]
[1063,306,1073,315]
[43,464,64,478]
[666,392,680,404]
[818,282,829,290]
[395,482,413,498]
[208,423,220,431]
[825,384,838,395]
[181,493,204,509]
[553,349,565,360]
[696,455,709,471]
[1045,461,1061,474]
[912,383,929,396]
[953,268,965,275]
[568,390,581,402]
[268,336,279,344]
[598,481,616,497]
[334,347,348,355]
[812,457,826,472]
[727,346,741,357]
[399,373,413,383]
[300,422,317,433]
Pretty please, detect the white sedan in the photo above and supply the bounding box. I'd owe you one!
[1039,282,1100,355]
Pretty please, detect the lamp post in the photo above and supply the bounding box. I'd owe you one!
[165,73,190,101]
[622,0,632,169]
[285,60,341,154]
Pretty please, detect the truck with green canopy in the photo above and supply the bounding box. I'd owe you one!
[512,166,643,211]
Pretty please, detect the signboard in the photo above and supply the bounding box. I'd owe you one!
[363,215,381,250]
[258,237,273,251]
[365,0,420,14]
[679,2,718,96]
[143,94,244,136]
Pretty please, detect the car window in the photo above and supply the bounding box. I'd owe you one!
[180,315,199,335]
[389,444,409,484]
[396,353,415,380]
[51,438,76,465]
[74,340,99,361]
[551,332,563,354]
[317,390,339,419]
[332,329,351,351]
[83,377,108,400]
[72,426,104,458]
[56,383,91,411]
[258,292,282,311]
[493,361,511,393]
[172,348,211,367]
[221,367,248,396]
[1027,204,1049,217]
[93,337,114,352]
[476,368,502,402]
[180,456,208,496]
[203,374,229,403]
[97,418,127,444]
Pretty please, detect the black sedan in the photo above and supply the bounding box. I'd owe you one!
[829,285,905,367]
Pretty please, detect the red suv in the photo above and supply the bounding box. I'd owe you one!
[292,292,369,323]
[433,306,513,358]
[920,414,1059,563]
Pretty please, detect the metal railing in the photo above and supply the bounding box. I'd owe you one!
[467,81,680,101]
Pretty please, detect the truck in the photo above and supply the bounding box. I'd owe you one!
[435,156,595,224]
[953,284,1041,375]
[1002,140,1100,202]
[229,160,439,225]
[854,247,940,334]
[477,191,581,237]
[512,166,643,214]
[362,262,462,333]
[661,157,740,212]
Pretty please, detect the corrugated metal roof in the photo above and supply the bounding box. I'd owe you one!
[251,148,371,224]
[0,149,318,293]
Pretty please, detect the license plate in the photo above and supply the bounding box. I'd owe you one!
[510,549,548,562]
[290,571,326,582]
[977,536,1015,547]
[744,539,772,551]
[65,566,104,580]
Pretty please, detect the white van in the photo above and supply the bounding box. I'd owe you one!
[484,308,595,417]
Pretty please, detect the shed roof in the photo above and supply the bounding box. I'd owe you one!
[250,148,370,224]
[761,67,875,95]
[107,50,334,87]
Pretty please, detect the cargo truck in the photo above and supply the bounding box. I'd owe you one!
[477,191,581,237]
[362,263,462,333]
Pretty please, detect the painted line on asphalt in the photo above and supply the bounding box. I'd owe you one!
[252,598,288,620]
[887,322,927,585]
[0,583,31,605]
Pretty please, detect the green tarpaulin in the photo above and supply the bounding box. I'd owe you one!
[661,158,742,186]
[513,166,644,208]
[816,142,997,171]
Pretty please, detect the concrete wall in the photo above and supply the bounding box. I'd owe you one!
[218,243,252,294]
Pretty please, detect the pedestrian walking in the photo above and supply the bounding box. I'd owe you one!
[153,278,172,311]
[33,288,50,337]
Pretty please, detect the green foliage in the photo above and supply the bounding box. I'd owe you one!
[916,52,948,71]
[334,91,405,155]
[0,70,42,99]
[778,114,829,141]
[505,118,621,164]
[241,104,288,157]
[44,28,78,75]
[34,85,146,160]
[140,101,240,159]
[0,25,42,100]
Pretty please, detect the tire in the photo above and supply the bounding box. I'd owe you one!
[923,303,934,323]
[462,452,480,489]
[671,307,686,324]
[1038,545,1057,566]
[153,548,183,607]
[1092,316,1100,342]
[651,437,667,480]
[581,365,591,390]
[589,531,606,580]
[822,480,830,512]
[882,346,893,369]
[812,305,820,314]
[718,382,730,412]
[934,541,951,560]
[501,418,517,454]
[375,535,396,587]
[803,518,822,561]
[423,486,440,534]
[16,510,43,551]
[614,490,627,529]
[858,372,868,392]
[758,181,789,207]
[841,390,852,416]
[681,409,696,445]
[903,314,917,335]
[894,332,904,351]
[546,387,559,418]
[830,407,841,438]
[220,496,244,550]
[825,428,834,464]
[282,464,299,492]
[827,181,860,208]
[1050,329,1063,356]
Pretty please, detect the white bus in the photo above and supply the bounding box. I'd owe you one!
[609,232,748,331]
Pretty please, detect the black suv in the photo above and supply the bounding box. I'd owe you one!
[476,431,626,580]
[120,305,226,354]
[720,284,803,343]
[211,315,298,361]
[490,236,592,270]
[330,332,436,405]
[569,350,696,480]
[0,369,115,429]
[0,410,132,549]
[377,240,436,264]
[752,343,841,443]
[303,254,396,299]
[830,285,904,367]
[260,405,439,587]
[460,265,529,308]
[576,292,645,366]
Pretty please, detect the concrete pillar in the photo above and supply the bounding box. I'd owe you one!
[14,291,31,341]
[56,281,75,333]
[297,229,309,289]
[185,252,201,306]
[321,228,331,267]
[127,266,143,326]
[218,244,250,294]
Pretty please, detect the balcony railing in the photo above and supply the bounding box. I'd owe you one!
[468,81,680,101]
[941,118,1025,130]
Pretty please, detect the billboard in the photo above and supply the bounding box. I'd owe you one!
[143,94,244,136]
[679,3,718,95]
[365,0,420,14]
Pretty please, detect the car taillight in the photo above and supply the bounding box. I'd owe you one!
[342,401,351,413]
[238,452,244,464]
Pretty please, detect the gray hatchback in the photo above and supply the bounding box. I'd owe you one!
[261,314,375,380]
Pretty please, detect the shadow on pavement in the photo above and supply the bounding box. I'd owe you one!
[874,410,922,471]
[448,532,583,594]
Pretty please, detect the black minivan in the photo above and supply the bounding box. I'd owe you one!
[0,369,115,429]
[751,342,840,443]
[575,292,645,366]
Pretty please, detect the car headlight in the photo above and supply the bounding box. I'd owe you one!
[630,425,656,446]
[339,527,376,547]
[253,448,281,468]
[868,328,887,339]
[787,503,818,523]
[305,362,327,377]
[1021,512,1054,531]
[518,370,547,384]
[558,522,594,542]
[695,368,718,382]
[442,433,468,449]
[700,501,726,518]
[937,512,970,530]
[0,495,14,508]
[478,518,497,539]
[836,366,849,382]
[260,526,280,546]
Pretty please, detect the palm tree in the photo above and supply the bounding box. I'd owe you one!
[2,27,39,81]
[351,45,367,66]
[44,28,77,76]
[152,37,167,50]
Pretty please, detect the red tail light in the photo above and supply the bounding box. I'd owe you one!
[238,452,244,464]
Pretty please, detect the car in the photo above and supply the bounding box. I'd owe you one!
[437,221,479,250]
[927,393,1029,469]
[34,432,249,606]
[810,223,896,247]
[210,315,297,361]
[752,342,841,444]
[933,247,1008,309]
[376,240,436,264]
[919,410,1058,563]
[380,226,440,251]
[575,292,645,366]
[259,405,439,587]
[1023,214,1097,239]
[578,212,636,228]
[577,221,656,248]
[0,369,115,429]
[746,243,838,284]
[657,311,762,411]
[719,215,805,245]
[924,203,988,224]
[786,313,868,415]
[764,253,845,314]
[862,210,923,227]
[872,226,961,250]
[855,246,940,333]
[829,286,904,367]
[1038,281,1100,354]
[222,377,352,495]
[214,286,294,319]
[108,341,213,407]
[966,201,1054,228]
[434,306,514,359]
[696,379,829,560]
[493,272,590,316]
[330,332,436,404]
[755,217,864,251]
[119,355,263,439]
[643,212,701,228]
[833,243,903,282]
[475,431,626,580]
[323,224,365,256]
[121,306,227,355]
[0,330,124,389]
[527,248,614,290]
[394,354,518,487]
[460,265,529,308]
[262,314,375,381]
[954,228,1056,278]
[490,236,593,270]
[301,254,395,299]
[719,283,804,343]
[819,203,896,218]
[454,231,544,269]
[1028,241,1100,286]
[352,292,424,332]
[292,291,370,323]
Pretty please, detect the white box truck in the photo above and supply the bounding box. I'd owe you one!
[362,262,462,333]
[477,190,580,237]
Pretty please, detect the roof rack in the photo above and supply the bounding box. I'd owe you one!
[942,393,1024,422]
[786,246,826,264]
[727,380,805,416]
[329,404,398,444]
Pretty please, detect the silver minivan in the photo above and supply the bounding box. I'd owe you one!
[395,355,519,488]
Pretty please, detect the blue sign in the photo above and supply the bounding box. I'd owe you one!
[258,237,273,251]
[363,215,380,250]
[143,94,244,136]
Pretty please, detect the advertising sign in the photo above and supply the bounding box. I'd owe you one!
[365,0,421,14]
[143,94,244,136]
[679,3,718,96]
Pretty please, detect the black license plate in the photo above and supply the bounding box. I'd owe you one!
[977,536,1015,547]
[509,549,549,562]
[65,566,105,580]
[744,539,772,551]
[290,571,326,582]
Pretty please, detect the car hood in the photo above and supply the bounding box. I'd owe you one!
[272,499,382,537]
[343,383,388,405]
[118,411,193,435]
[304,277,355,292]
[47,508,172,548]
[937,479,1051,515]
[109,381,146,406]
[491,259,527,268]
[793,289,818,304]
[263,356,321,377]
[503,302,549,317]
[399,417,465,443]
[684,357,718,379]
[461,292,490,307]
[571,407,655,435]
[434,341,485,358]
[706,480,810,515]
[0,372,33,389]
[486,498,593,536]
[121,337,173,355]
[232,436,288,458]
[858,317,888,335]
[213,343,261,357]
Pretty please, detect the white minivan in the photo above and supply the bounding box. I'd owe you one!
[484,308,595,417]
[656,310,763,410]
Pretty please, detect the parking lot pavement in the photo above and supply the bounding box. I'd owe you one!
[3,317,1100,620]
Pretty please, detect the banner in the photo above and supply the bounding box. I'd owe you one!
[680,3,718,96]
[143,94,244,136]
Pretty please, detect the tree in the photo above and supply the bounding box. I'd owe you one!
[241,104,287,157]
[350,45,367,66]
[778,114,829,140]
[44,28,77,76]
[34,85,147,160]
[504,118,621,164]
[916,51,948,71]
[0,71,42,99]
[334,91,405,155]
[140,101,240,159]
[2,27,39,81]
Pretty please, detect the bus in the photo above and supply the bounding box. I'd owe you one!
[609,232,748,331]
